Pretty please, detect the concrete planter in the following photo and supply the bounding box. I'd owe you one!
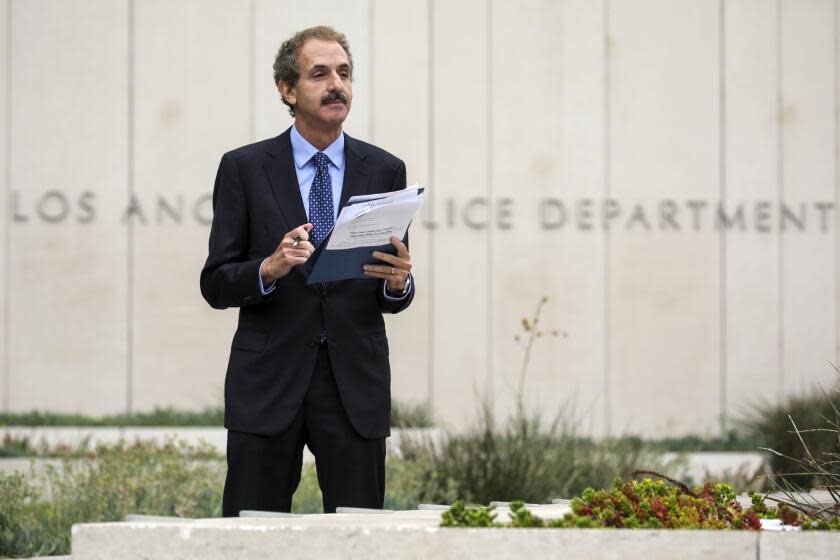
[70,511,839,560]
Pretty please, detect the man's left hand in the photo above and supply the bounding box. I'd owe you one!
[363,236,412,292]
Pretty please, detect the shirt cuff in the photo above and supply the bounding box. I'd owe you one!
[258,258,276,295]
[383,273,411,301]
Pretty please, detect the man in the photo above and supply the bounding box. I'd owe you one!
[200,26,414,516]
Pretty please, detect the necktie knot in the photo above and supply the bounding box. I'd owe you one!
[313,151,331,172]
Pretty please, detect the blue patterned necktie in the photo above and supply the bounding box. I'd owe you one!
[309,152,334,247]
[309,152,334,344]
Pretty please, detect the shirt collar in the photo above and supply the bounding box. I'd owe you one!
[290,124,345,170]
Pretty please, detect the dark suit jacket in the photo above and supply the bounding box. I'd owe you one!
[200,128,414,439]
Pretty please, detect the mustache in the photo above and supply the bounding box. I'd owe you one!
[321,91,348,105]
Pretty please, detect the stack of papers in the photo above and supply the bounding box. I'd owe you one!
[307,185,424,284]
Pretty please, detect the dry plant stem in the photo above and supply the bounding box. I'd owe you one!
[628,469,699,498]
[517,298,546,408]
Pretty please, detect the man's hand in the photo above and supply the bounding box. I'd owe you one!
[363,236,412,292]
[260,223,315,284]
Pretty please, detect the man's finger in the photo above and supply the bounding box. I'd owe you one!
[390,236,409,257]
[364,264,408,276]
[364,271,402,281]
[371,251,411,270]
[288,223,314,241]
[282,239,315,252]
[283,248,314,258]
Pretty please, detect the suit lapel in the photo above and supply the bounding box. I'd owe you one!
[263,129,308,232]
[262,128,311,282]
[262,130,371,286]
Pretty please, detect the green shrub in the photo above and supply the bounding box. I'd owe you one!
[399,403,669,506]
[0,440,225,557]
[1,401,432,430]
[0,406,225,427]
[390,400,434,429]
[645,432,755,452]
[739,387,840,486]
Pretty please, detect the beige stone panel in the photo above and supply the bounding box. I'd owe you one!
[429,0,490,431]
[254,0,370,142]
[131,0,250,411]
[372,0,432,409]
[780,0,837,396]
[0,0,8,412]
[8,0,129,414]
[488,0,607,436]
[723,0,781,423]
[608,0,721,436]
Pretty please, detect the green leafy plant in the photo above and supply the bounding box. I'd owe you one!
[441,476,839,530]
[440,501,498,528]
[552,474,763,529]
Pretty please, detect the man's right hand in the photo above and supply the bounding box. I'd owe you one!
[260,223,315,284]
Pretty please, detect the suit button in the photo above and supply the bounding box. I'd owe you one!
[308,341,316,349]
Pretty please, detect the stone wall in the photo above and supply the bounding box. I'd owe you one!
[1,0,838,437]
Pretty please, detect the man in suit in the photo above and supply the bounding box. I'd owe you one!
[200,25,414,516]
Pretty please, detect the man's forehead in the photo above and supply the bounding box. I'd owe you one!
[299,38,350,67]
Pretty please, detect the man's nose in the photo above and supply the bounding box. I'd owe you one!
[327,71,344,91]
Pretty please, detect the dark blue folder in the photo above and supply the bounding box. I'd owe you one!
[306,188,423,284]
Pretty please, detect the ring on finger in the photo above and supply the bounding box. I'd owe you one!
[390,266,395,275]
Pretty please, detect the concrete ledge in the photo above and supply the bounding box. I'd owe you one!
[761,530,840,560]
[0,427,440,464]
[70,510,837,560]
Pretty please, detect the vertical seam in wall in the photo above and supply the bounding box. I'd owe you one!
[126,0,135,414]
[776,0,785,401]
[602,0,612,437]
[3,0,11,412]
[427,0,435,413]
[718,0,728,436]
[248,0,255,142]
[486,0,494,407]
[834,0,839,370]
[368,0,375,144]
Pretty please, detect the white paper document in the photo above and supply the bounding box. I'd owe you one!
[325,185,424,251]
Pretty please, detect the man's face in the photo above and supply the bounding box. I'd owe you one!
[280,38,353,130]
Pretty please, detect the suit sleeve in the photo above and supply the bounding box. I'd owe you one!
[377,160,415,314]
[200,153,275,310]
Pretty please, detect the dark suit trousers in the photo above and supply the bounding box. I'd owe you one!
[222,345,386,516]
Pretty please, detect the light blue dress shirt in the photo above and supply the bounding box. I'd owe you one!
[259,125,411,299]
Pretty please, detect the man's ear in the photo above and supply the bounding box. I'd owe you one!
[277,81,296,106]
